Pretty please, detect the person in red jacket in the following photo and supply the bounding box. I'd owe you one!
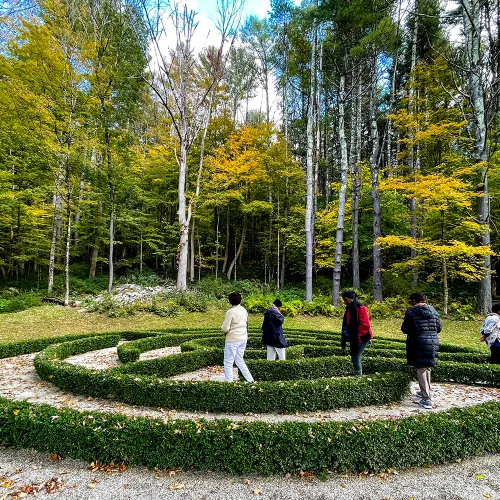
[341,290,373,376]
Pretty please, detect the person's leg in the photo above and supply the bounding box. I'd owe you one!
[223,342,237,382]
[416,366,431,400]
[234,341,254,382]
[490,345,500,364]
[275,347,286,360]
[426,367,432,398]
[267,345,276,360]
[351,341,368,376]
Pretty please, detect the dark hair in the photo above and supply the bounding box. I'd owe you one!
[493,303,500,314]
[342,290,356,300]
[409,292,426,304]
[228,292,241,306]
[273,298,282,307]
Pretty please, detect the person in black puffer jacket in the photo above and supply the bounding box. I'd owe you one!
[401,292,441,410]
[262,298,288,360]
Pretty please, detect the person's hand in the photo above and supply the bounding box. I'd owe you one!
[480,335,486,342]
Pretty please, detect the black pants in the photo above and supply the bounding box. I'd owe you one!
[491,345,500,364]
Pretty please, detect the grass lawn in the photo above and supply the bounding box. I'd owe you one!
[0,304,485,352]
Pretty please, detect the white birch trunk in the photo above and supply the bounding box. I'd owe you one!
[177,141,189,292]
[370,59,383,302]
[351,73,362,289]
[331,73,348,306]
[305,17,316,303]
[48,170,64,292]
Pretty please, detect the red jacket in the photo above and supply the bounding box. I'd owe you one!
[345,305,373,344]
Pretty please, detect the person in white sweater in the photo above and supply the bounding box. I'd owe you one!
[221,292,254,382]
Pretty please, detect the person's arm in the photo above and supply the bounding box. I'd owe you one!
[401,310,413,335]
[481,316,497,339]
[357,306,371,335]
[221,309,232,334]
[271,309,284,326]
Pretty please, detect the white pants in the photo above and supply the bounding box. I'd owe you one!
[267,345,286,361]
[224,341,254,382]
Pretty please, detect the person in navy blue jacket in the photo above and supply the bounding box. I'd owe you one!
[261,298,289,360]
[401,292,441,410]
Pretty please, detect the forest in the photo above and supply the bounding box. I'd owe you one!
[0,0,499,314]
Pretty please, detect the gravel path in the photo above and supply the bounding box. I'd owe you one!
[1,447,500,499]
[0,348,499,423]
[2,346,500,498]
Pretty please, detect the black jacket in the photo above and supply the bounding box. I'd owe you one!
[401,304,441,367]
[261,306,288,348]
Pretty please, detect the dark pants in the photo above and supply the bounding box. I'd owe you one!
[491,345,500,364]
[351,341,368,376]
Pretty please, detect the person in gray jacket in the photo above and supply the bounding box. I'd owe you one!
[401,292,441,410]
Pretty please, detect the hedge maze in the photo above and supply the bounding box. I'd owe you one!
[1,328,500,474]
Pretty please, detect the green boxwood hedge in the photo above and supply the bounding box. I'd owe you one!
[33,336,410,412]
[1,328,500,474]
[1,396,500,474]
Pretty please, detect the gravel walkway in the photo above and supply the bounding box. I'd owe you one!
[1,446,500,499]
[2,346,500,498]
[0,348,499,424]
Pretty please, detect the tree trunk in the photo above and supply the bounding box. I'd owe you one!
[139,202,144,273]
[305,14,317,303]
[227,219,246,279]
[443,258,448,316]
[190,217,195,282]
[108,188,114,293]
[215,209,220,279]
[352,72,362,289]
[89,196,102,279]
[409,0,419,287]
[222,209,230,274]
[370,57,383,302]
[462,0,492,313]
[74,172,85,247]
[64,197,71,306]
[176,138,189,291]
[48,169,64,292]
[332,73,349,306]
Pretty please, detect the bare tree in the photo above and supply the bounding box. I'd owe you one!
[139,0,243,291]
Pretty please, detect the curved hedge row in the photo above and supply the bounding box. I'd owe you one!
[1,328,500,474]
[1,396,500,474]
[33,335,410,412]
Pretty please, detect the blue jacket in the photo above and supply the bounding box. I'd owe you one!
[261,306,288,348]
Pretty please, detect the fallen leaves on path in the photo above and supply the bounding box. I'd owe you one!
[168,483,185,490]
[88,461,127,473]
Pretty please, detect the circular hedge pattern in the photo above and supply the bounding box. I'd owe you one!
[1,327,500,474]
